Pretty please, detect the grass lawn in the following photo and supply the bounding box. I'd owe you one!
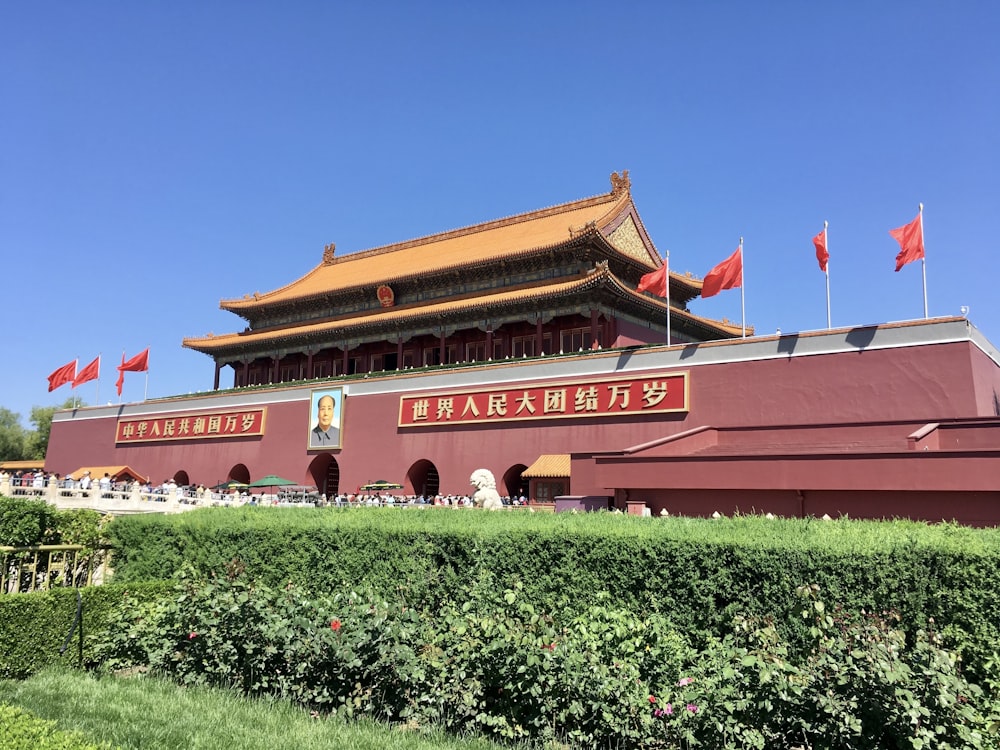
[0,668,515,750]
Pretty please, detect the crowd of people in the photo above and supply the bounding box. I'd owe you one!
[324,492,530,507]
[1,470,534,509]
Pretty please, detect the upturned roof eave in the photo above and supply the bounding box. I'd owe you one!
[184,266,741,358]
[219,180,633,314]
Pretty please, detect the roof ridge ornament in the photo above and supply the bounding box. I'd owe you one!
[568,220,597,237]
[323,243,336,265]
[610,170,630,197]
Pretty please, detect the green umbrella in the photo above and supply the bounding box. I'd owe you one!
[359,480,404,491]
[213,480,249,490]
[249,474,297,489]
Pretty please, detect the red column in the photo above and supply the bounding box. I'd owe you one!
[397,337,403,370]
[213,362,221,391]
[590,309,600,348]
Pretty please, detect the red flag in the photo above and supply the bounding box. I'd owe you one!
[116,348,149,396]
[47,360,77,392]
[889,212,924,272]
[812,228,829,272]
[72,356,100,388]
[701,247,743,298]
[636,261,668,298]
[119,348,150,372]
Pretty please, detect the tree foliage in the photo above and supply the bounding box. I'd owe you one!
[0,398,81,462]
[0,407,29,461]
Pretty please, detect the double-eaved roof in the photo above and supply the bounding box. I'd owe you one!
[184,172,743,356]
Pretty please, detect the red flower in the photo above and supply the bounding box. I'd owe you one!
[648,695,656,704]
[330,619,341,631]
[188,632,197,640]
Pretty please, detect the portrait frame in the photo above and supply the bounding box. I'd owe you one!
[307,386,344,450]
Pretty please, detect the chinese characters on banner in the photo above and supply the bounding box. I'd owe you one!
[116,409,267,443]
[398,372,688,427]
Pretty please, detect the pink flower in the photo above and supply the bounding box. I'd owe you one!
[188,632,197,640]
[686,703,698,713]
[330,619,341,631]
[677,676,694,686]
[664,703,673,715]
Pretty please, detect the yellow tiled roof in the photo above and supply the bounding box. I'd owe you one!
[67,465,148,482]
[221,179,642,312]
[522,454,571,478]
[0,460,45,471]
[185,265,743,353]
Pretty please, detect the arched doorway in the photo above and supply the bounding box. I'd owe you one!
[502,464,528,499]
[173,470,190,487]
[228,463,250,484]
[307,454,339,497]
[406,459,439,498]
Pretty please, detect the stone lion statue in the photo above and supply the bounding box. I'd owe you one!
[469,469,504,511]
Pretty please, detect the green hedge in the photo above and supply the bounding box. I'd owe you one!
[0,582,170,680]
[0,703,114,750]
[107,508,1000,676]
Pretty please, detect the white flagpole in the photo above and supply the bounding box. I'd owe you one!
[919,203,928,319]
[144,349,150,401]
[739,237,746,338]
[118,350,124,404]
[94,354,101,405]
[824,221,831,329]
[665,251,672,346]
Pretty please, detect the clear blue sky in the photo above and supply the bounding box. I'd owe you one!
[3,2,998,427]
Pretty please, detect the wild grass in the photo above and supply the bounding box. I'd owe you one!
[0,668,512,750]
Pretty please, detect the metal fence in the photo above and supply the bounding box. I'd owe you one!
[1,544,112,594]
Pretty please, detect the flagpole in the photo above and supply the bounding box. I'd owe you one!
[739,237,746,338]
[118,350,124,404]
[919,203,928,319]
[824,221,831,329]
[94,354,101,405]
[665,251,672,346]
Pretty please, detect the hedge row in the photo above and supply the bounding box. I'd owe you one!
[0,582,171,680]
[0,703,113,750]
[107,507,1000,678]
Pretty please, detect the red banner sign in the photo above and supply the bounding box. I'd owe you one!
[398,372,688,427]
[116,408,267,443]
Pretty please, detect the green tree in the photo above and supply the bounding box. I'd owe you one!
[26,397,83,460]
[0,407,28,461]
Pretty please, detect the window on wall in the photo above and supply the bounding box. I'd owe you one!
[249,369,264,385]
[493,339,505,360]
[511,336,535,358]
[466,342,486,362]
[560,328,592,353]
[534,481,566,503]
[349,357,364,375]
[312,361,329,379]
[402,350,415,368]
[371,354,383,372]
[279,365,296,382]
